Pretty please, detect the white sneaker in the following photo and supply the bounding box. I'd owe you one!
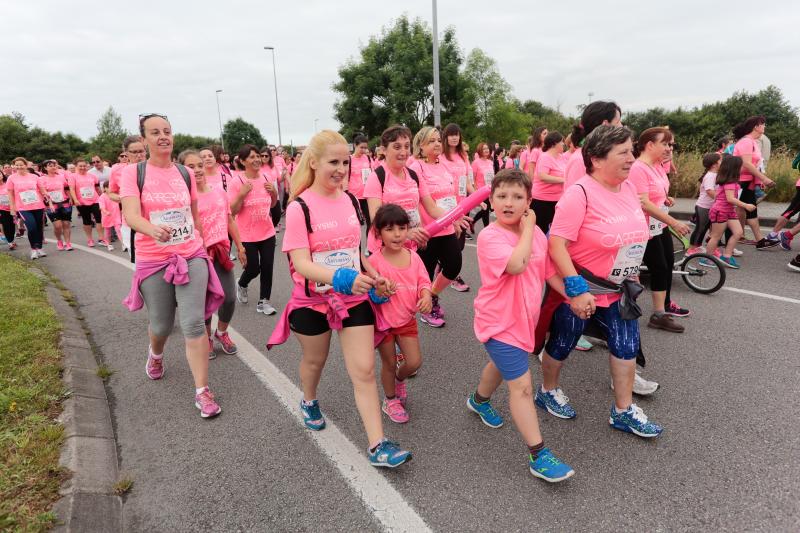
[37,248,47,257]
[257,299,276,315]
[107,244,114,251]
[610,370,660,396]
[30,250,39,260]
[236,282,248,304]
[732,248,743,257]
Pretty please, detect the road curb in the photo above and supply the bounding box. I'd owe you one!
[42,281,123,532]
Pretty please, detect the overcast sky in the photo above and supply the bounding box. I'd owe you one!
[3,0,799,146]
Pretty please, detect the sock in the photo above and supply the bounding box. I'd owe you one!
[369,439,384,453]
[528,441,545,460]
[614,404,629,414]
[474,392,490,404]
[431,272,451,294]
[149,346,163,359]
[195,387,207,395]
[215,328,225,337]
[653,310,666,317]
[302,398,316,406]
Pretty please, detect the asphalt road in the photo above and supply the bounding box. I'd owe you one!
[7,221,800,532]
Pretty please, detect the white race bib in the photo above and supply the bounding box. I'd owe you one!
[485,171,494,186]
[361,167,371,185]
[149,206,195,246]
[311,247,360,293]
[0,194,9,207]
[468,168,475,186]
[436,195,457,212]
[49,190,65,203]
[608,242,646,284]
[20,190,38,205]
[458,175,467,197]
[648,206,669,237]
[79,186,95,200]
[405,208,421,228]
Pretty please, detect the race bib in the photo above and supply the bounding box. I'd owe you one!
[149,206,195,246]
[0,194,9,207]
[648,206,669,237]
[20,190,38,205]
[405,208,421,228]
[468,168,475,186]
[485,171,494,186]
[458,175,467,197]
[436,195,457,212]
[49,190,65,203]
[608,242,646,284]
[79,186,95,200]
[311,247,360,293]
[361,167,371,185]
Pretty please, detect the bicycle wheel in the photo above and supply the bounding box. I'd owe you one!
[680,253,725,294]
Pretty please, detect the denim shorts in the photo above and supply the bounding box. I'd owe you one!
[545,301,639,361]
[484,338,530,381]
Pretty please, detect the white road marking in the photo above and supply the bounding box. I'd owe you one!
[722,286,800,305]
[45,239,433,533]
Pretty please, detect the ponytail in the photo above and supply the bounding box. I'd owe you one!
[289,130,348,201]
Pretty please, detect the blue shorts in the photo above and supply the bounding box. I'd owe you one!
[545,301,639,361]
[484,338,530,381]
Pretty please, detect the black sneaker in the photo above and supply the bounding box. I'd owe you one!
[665,302,691,317]
[789,255,800,272]
[756,238,780,250]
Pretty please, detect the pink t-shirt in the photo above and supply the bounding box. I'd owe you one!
[98,193,121,227]
[503,156,521,170]
[363,163,430,253]
[550,175,649,306]
[0,181,11,211]
[347,155,373,199]
[563,148,585,190]
[710,183,740,217]
[70,172,100,206]
[282,188,366,309]
[6,173,45,211]
[532,152,565,202]
[260,165,280,185]
[39,173,71,206]
[205,170,226,192]
[628,160,669,207]
[696,172,717,210]
[197,187,230,247]
[408,159,456,237]
[733,137,762,184]
[227,174,275,243]
[524,147,542,174]
[109,163,126,195]
[369,248,431,328]
[119,162,203,262]
[560,151,573,164]
[440,153,471,202]
[472,158,494,189]
[474,223,548,353]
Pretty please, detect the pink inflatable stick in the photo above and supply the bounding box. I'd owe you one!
[424,184,491,237]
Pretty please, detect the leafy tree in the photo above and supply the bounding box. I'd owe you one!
[88,106,128,161]
[172,134,218,157]
[0,114,31,162]
[222,118,267,157]
[462,48,510,128]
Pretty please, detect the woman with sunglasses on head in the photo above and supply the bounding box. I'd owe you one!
[7,156,48,258]
[40,159,73,250]
[120,114,224,419]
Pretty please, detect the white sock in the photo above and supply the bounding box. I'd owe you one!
[196,387,207,395]
[614,405,629,414]
[302,398,316,406]
[149,346,163,359]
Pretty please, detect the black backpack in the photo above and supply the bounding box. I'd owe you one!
[129,161,192,263]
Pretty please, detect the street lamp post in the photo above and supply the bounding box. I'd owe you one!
[264,46,283,147]
[215,89,224,151]
[314,118,319,132]
[431,0,441,127]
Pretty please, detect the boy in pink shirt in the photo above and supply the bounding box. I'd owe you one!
[466,168,574,483]
[98,183,122,251]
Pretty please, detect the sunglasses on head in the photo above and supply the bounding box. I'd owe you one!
[138,113,169,131]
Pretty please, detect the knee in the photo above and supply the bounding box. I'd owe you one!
[181,318,206,340]
[348,359,376,385]
[149,321,173,339]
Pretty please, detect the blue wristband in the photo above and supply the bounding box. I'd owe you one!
[564,275,589,297]
[368,287,389,304]
[331,268,359,295]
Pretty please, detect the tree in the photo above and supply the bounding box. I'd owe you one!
[462,48,511,128]
[88,106,128,162]
[0,114,31,162]
[173,134,218,157]
[222,118,267,158]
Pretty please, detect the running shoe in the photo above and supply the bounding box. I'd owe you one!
[698,257,716,267]
[207,336,216,360]
[300,399,326,430]
[755,238,779,250]
[65,242,73,251]
[420,296,445,328]
[450,276,470,292]
[214,330,238,355]
[57,241,64,251]
[609,403,662,438]
[98,239,109,246]
[466,393,504,428]
[37,248,46,257]
[780,231,794,251]
[87,239,95,247]
[712,247,722,258]
[194,387,222,418]
[732,248,744,257]
[257,299,276,315]
[666,301,691,317]
[719,256,740,269]
[611,370,660,396]
[535,387,577,419]
[382,397,409,423]
[107,244,114,251]
[368,439,411,468]
[431,296,445,321]
[145,348,164,380]
[575,336,593,351]
[685,246,704,256]
[529,448,575,483]
[236,282,248,304]
[8,242,17,250]
[465,232,473,240]
[0,235,6,245]
[647,313,685,333]
[30,250,38,260]
[395,379,407,405]
[788,255,800,272]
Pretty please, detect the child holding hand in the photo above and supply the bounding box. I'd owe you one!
[98,182,122,252]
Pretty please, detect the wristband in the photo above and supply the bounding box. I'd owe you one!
[331,267,359,295]
[564,275,589,298]
[368,287,389,304]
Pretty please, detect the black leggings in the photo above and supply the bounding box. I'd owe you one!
[239,236,276,300]
[473,204,492,228]
[531,199,557,234]
[689,206,711,247]
[270,202,282,228]
[359,199,371,228]
[418,233,462,280]
[781,187,800,220]
[642,229,673,305]
[0,211,15,243]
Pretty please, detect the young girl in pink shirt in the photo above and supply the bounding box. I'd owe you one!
[370,204,432,424]
[98,182,121,251]
[466,168,574,483]
[704,155,755,269]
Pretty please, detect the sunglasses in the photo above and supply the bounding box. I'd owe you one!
[138,113,169,131]
[92,160,101,163]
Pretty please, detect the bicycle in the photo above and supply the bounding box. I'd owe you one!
[639,227,726,294]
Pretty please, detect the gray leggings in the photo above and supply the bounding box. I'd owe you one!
[206,257,236,326]
[139,257,208,339]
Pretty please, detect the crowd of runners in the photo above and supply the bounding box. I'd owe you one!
[2,102,799,481]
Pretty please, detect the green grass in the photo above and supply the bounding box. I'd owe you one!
[0,255,67,532]
[96,365,114,380]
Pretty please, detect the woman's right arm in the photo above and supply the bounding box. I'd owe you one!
[288,248,374,295]
[121,196,171,242]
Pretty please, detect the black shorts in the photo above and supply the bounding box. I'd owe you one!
[781,187,800,220]
[46,205,72,222]
[288,300,375,336]
[76,203,102,226]
[738,182,758,220]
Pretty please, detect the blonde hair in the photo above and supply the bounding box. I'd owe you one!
[290,130,348,200]
[412,126,439,160]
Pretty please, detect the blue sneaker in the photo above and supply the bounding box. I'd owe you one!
[780,231,793,251]
[535,387,577,419]
[719,256,740,269]
[575,336,593,351]
[466,394,503,428]
[609,403,663,438]
[368,439,412,468]
[300,399,326,431]
[529,448,575,483]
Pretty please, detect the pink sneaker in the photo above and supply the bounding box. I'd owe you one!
[214,330,238,354]
[420,310,444,328]
[8,242,17,250]
[450,276,470,292]
[395,379,408,406]
[195,387,222,418]
[208,336,216,360]
[382,397,409,423]
[65,242,73,251]
[712,248,721,258]
[57,241,64,251]
[145,348,164,380]
[87,239,95,247]
[685,246,703,256]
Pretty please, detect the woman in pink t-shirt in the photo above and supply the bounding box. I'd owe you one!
[523,126,548,179]
[69,159,105,247]
[109,135,146,255]
[541,125,664,438]
[40,159,74,250]
[7,156,48,258]
[531,131,566,233]
[268,129,412,468]
[347,134,375,226]
[471,143,495,229]
[704,156,755,269]
[564,101,623,191]
[628,127,691,331]
[259,146,283,231]
[120,114,222,419]
[199,147,228,193]
[229,145,278,316]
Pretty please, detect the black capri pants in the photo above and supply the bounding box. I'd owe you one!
[642,228,674,305]
[76,203,102,226]
[238,236,276,300]
[418,233,462,281]
[531,199,557,234]
[739,182,758,220]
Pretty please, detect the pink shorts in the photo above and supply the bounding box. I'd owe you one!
[709,208,736,223]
